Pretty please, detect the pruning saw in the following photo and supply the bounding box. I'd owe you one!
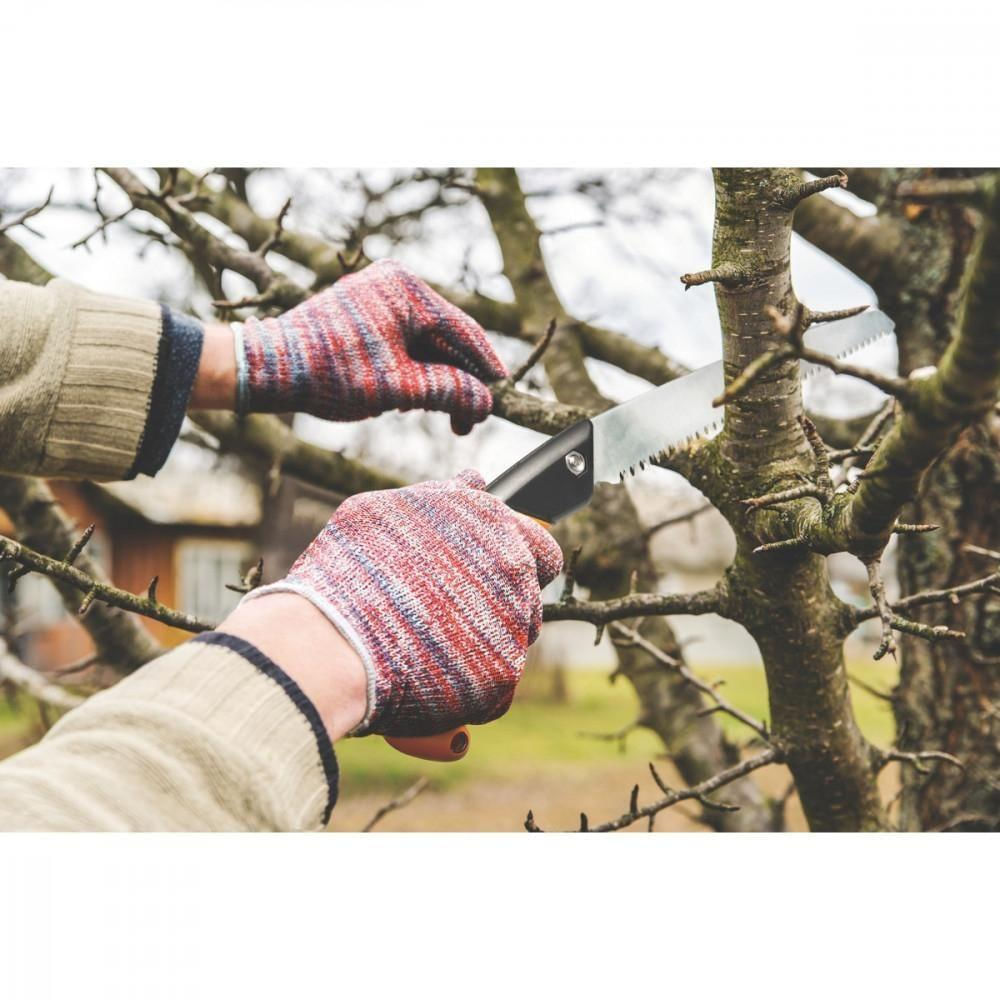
[385,307,895,762]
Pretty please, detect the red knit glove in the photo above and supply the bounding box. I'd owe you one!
[238,259,507,434]
[243,471,563,736]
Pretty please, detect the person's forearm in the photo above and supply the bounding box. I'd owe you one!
[219,592,367,742]
[0,278,162,480]
[0,593,366,831]
[189,323,237,410]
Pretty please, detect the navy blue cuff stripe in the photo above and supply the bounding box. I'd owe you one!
[127,306,205,479]
[191,631,339,824]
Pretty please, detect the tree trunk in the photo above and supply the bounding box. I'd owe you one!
[704,169,886,830]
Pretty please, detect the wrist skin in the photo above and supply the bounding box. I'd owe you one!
[190,323,237,410]
[218,593,368,742]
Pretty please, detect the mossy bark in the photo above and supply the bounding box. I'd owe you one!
[702,169,886,830]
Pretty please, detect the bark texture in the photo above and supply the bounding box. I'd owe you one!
[697,169,886,830]
[798,170,1000,831]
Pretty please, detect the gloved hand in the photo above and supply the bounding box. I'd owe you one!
[244,471,563,737]
[238,259,507,434]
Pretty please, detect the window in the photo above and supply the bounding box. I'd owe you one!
[176,539,254,625]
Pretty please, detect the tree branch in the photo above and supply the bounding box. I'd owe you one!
[100,168,308,310]
[0,534,212,634]
[879,748,964,775]
[189,412,405,496]
[531,748,780,833]
[610,623,769,741]
[0,476,162,671]
[361,776,429,832]
[177,170,692,386]
[544,585,724,625]
[0,186,53,237]
[850,570,1000,624]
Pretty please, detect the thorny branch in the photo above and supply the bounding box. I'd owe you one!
[715,303,911,409]
[526,748,781,833]
[0,476,162,671]
[543,584,724,626]
[609,623,769,740]
[0,534,212,634]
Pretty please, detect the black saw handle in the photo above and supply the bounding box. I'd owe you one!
[486,419,595,524]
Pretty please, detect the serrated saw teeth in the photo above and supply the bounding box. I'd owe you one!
[596,311,893,487]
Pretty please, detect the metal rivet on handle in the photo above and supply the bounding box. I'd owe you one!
[565,451,586,476]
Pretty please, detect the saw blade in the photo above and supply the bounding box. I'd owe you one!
[590,307,895,484]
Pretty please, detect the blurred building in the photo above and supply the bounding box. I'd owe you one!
[1,457,261,670]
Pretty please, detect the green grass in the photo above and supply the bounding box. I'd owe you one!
[0,693,42,755]
[0,659,899,791]
[336,659,899,792]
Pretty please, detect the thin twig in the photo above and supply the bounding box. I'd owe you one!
[510,318,558,383]
[0,186,54,236]
[881,749,964,775]
[866,559,897,661]
[610,623,769,740]
[852,571,1000,623]
[641,502,713,540]
[542,747,780,833]
[361,776,430,832]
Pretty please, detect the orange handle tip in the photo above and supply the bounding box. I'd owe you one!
[384,726,470,762]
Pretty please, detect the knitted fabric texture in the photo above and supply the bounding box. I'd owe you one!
[245,471,563,737]
[128,305,204,478]
[240,259,508,434]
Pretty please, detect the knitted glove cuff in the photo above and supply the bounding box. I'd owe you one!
[241,579,380,735]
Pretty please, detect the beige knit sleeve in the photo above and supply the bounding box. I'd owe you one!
[0,636,336,831]
[0,278,162,480]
